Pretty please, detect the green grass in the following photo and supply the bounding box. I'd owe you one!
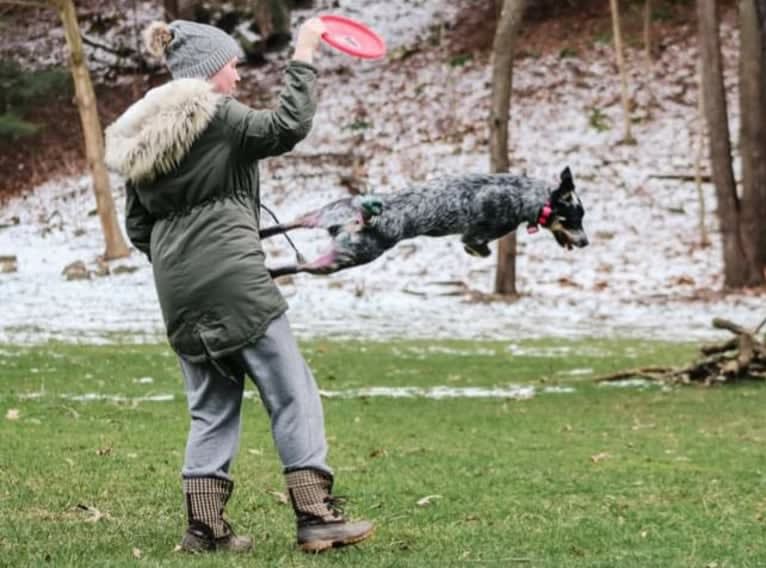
[2,338,766,567]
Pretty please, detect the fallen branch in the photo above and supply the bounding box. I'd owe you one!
[81,33,135,57]
[712,317,748,335]
[700,338,737,355]
[649,173,712,182]
[596,316,766,386]
[596,367,675,382]
[648,173,743,184]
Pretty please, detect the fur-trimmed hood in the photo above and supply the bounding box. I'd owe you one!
[104,79,222,184]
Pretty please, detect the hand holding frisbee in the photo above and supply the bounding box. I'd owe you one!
[318,14,386,60]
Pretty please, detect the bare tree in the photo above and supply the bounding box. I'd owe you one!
[52,0,130,259]
[253,0,292,45]
[610,0,635,143]
[163,0,295,55]
[758,0,766,49]
[738,0,766,283]
[694,61,711,247]
[489,0,526,296]
[164,0,197,20]
[697,0,766,287]
[644,0,652,64]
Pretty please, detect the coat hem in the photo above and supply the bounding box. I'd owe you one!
[175,301,289,364]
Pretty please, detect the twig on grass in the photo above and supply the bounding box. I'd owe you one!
[596,367,674,382]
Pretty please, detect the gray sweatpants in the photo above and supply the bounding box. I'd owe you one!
[179,313,331,480]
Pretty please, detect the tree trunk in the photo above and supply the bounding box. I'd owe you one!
[758,0,766,60]
[163,0,178,19]
[53,0,130,260]
[644,0,652,63]
[739,0,766,284]
[164,0,196,20]
[490,0,526,296]
[694,61,711,247]
[610,0,635,143]
[697,0,749,287]
[251,0,292,50]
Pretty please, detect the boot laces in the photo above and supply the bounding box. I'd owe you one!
[324,495,347,519]
[221,519,237,538]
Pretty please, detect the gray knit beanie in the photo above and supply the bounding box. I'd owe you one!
[143,20,245,79]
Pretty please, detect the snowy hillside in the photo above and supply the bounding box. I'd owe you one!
[0,3,761,345]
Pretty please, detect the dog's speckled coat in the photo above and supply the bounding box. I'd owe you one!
[264,168,587,277]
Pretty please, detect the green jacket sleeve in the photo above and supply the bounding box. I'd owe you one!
[125,181,154,261]
[223,60,318,160]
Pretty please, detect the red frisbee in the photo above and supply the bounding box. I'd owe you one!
[319,14,386,60]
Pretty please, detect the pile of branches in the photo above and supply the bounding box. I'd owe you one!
[598,317,766,385]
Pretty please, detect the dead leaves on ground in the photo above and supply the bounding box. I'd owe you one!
[590,451,611,464]
[74,504,110,523]
[416,494,442,507]
[269,490,289,505]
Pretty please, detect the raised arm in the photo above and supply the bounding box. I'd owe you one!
[222,18,326,160]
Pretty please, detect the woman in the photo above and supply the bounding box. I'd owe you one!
[104,17,373,553]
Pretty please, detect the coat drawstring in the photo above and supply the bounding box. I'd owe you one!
[198,332,240,384]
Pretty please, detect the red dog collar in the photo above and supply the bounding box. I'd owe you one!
[527,203,552,234]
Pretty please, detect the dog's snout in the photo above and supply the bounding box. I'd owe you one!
[567,229,589,248]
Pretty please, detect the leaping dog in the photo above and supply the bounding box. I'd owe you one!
[262,167,588,278]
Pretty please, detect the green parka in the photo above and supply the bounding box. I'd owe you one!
[104,61,317,363]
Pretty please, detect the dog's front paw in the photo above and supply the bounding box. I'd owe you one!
[464,243,491,257]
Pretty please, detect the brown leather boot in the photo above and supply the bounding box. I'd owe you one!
[180,477,253,553]
[285,469,374,553]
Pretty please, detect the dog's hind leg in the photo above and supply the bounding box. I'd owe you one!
[261,196,384,241]
[268,263,299,278]
[268,248,342,279]
[299,250,342,275]
[260,211,323,240]
[260,222,298,240]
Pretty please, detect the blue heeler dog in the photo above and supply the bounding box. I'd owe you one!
[262,167,588,277]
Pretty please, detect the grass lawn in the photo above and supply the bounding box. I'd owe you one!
[1,338,765,567]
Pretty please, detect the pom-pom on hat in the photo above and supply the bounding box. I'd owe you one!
[143,20,245,80]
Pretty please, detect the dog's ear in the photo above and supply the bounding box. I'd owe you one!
[560,167,574,191]
[552,167,575,200]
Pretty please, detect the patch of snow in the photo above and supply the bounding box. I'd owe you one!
[556,368,594,376]
[391,345,498,359]
[505,344,611,358]
[18,391,45,400]
[600,378,657,389]
[0,10,761,346]
[0,349,26,357]
[14,385,579,402]
[541,386,576,394]
[63,393,175,402]
[319,385,538,399]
